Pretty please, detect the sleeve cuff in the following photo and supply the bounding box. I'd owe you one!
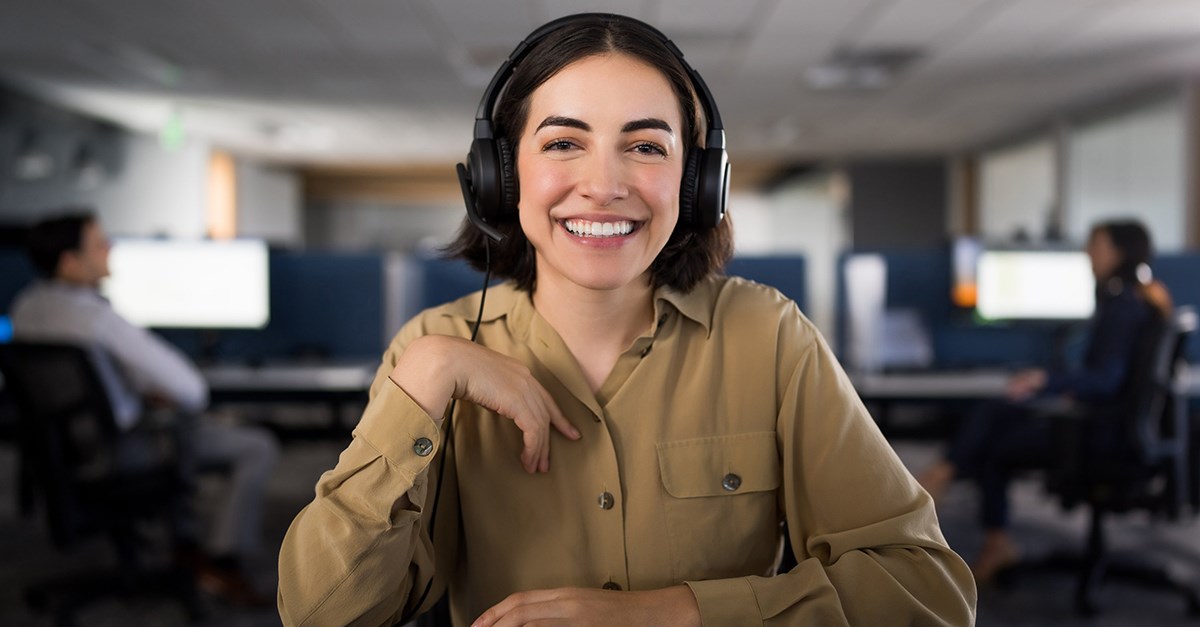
[684,578,763,627]
[353,380,444,481]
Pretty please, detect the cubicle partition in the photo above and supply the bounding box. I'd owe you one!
[835,247,1200,370]
[0,248,37,315]
[157,250,388,363]
[835,247,1083,370]
[1155,253,1200,363]
[725,255,807,313]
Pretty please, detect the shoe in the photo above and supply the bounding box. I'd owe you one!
[194,560,274,608]
[972,535,1022,584]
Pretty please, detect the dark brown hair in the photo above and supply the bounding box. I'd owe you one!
[1090,219,1173,317]
[444,14,734,293]
[27,210,96,278]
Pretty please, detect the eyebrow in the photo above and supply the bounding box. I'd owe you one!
[534,116,675,135]
[622,118,673,134]
[536,116,590,132]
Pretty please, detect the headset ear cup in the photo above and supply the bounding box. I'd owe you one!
[497,137,519,217]
[678,149,702,229]
[697,147,730,229]
[469,136,500,223]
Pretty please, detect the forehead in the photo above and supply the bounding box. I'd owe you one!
[525,53,682,125]
[80,221,105,243]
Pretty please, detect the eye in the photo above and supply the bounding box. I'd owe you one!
[631,142,667,157]
[542,139,578,152]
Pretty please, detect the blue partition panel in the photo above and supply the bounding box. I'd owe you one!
[0,248,37,314]
[725,255,807,313]
[159,250,387,362]
[415,255,490,313]
[1156,253,1200,363]
[835,247,1063,368]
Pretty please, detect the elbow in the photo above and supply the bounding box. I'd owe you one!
[179,380,209,412]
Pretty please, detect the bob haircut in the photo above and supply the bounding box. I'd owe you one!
[1091,219,1152,284]
[444,14,734,293]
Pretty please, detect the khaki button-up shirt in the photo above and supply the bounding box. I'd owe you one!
[278,277,976,626]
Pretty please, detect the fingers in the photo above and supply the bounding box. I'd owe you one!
[547,398,581,441]
[473,589,572,627]
[452,343,578,473]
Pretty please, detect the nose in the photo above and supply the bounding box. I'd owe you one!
[577,150,628,206]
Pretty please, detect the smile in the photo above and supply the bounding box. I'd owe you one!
[561,219,639,238]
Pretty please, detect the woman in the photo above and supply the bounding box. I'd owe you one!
[919,220,1173,582]
[278,14,974,626]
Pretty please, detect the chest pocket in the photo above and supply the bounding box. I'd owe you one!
[655,432,781,580]
[657,431,781,497]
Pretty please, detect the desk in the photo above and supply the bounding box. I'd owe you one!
[851,366,1200,437]
[202,362,376,434]
[852,369,1009,402]
[852,366,1200,402]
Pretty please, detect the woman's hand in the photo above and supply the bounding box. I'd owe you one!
[389,335,580,473]
[1006,368,1047,402]
[471,586,701,627]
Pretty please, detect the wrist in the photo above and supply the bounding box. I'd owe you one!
[389,336,457,419]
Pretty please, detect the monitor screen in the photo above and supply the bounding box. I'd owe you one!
[102,238,269,329]
[976,250,1095,321]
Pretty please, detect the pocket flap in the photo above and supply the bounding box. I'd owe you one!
[656,431,780,498]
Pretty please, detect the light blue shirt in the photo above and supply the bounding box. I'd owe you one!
[11,280,208,429]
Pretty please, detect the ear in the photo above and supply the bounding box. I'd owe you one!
[56,250,81,279]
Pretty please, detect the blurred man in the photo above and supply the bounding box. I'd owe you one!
[11,211,278,606]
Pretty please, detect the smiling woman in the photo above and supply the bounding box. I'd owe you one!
[277,13,977,627]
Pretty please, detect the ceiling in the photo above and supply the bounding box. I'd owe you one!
[3,0,1200,166]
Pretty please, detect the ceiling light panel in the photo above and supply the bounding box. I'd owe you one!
[742,0,880,72]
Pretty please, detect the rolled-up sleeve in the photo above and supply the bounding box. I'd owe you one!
[686,311,976,626]
[277,360,449,626]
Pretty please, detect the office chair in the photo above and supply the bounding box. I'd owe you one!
[0,341,202,626]
[1041,306,1199,617]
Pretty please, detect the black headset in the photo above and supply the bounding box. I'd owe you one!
[455,13,731,242]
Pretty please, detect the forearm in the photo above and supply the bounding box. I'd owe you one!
[686,543,974,626]
[278,383,446,626]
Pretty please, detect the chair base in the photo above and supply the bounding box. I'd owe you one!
[24,562,205,627]
[999,549,1200,618]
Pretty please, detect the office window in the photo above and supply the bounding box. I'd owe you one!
[979,137,1056,242]
[1067,95,1186,251]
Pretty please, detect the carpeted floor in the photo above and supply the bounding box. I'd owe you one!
[1,413,1197,626]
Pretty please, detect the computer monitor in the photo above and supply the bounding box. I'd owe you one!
[975,249,1095,321]
[102,238,270,329]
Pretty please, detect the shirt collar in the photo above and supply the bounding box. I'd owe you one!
[654,278,715,335]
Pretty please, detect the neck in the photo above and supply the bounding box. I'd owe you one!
[54,275,98,290]
[532,275,656,392]
[533,277,655,347]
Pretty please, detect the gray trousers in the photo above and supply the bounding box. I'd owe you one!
[118,414,279,558]
[193,420,279,557]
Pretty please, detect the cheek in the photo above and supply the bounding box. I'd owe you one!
[516,156,572,212]
[635,169,682,220]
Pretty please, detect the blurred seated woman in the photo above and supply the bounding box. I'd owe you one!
[919,219,1173,582]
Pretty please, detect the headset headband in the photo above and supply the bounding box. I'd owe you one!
[473,13,725,149]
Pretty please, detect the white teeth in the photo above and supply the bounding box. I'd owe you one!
[564,219,635,238]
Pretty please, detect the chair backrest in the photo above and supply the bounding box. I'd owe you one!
[0,342,125,546]
[1114,306,1195,518]
[1128,307,1195,462]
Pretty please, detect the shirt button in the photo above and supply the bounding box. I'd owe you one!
[722,473,742,492]
[597,492,615,510]
[602,581,622,590]
[413,437,434,457]
[639,345,652,357]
